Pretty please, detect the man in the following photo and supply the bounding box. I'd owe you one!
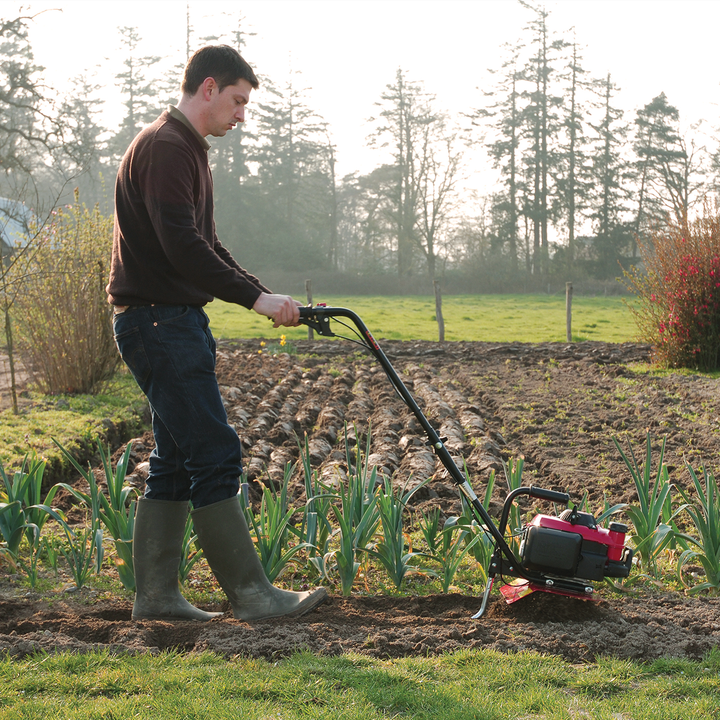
[107,45,327,622]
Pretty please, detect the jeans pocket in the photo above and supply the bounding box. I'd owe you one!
[114,326,151,385]
[154,305,192,326]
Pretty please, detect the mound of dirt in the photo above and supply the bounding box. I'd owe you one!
[1,592,718,663]
[3,338,720,663]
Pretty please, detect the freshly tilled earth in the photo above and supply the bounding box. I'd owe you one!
[2,338,720,663]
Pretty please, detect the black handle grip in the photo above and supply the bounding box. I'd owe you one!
[297,305,335,336]
[528,486,570,505]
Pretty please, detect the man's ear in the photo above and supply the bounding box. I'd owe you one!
[201,77,217,101]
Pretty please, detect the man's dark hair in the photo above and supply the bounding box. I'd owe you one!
[182,45,259,95]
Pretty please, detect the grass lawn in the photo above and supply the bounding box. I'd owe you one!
[0,373,147,470]
[1,648,718,719]
[205,294,639,344]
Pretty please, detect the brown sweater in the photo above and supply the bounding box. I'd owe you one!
[107,108,269,308]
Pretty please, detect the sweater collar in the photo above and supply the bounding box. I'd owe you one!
[167,105,211,151]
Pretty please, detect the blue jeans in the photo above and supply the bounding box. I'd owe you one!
[113,304,241,508]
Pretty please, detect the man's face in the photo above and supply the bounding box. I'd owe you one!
[206,77,253,137]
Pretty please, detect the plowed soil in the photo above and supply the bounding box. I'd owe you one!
[2,338,720,663]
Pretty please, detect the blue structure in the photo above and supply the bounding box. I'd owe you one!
[0,198,33,255]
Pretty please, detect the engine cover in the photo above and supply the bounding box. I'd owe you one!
[521,525,582,574]
[519,513,632,582]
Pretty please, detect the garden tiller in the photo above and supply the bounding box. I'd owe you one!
[298,305,634,618]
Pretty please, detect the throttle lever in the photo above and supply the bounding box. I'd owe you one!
[298,305,335,337]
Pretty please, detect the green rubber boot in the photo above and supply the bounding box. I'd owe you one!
[132,498,223,621]
[192,496,328,622]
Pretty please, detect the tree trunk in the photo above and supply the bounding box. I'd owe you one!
[3,302,18,415]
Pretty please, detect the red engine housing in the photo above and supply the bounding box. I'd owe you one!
[518,510,632,582]
[529,514,628,561]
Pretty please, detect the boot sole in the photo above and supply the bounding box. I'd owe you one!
[132,611,224,622]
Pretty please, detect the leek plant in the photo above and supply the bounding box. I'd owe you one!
[614,434,684,578]
[97,441,137,589]
[53,439,138,590]
[418,506,442,557]
[343,426,382,550]
[435,517,481,593]
[325,428,381,596]
[36,504,103,590]
[676,464,720,593]
[328,504,363,596]
[59,525,103,590]
[0,454,57,555]
[366,476,430,589]
[40,535,61,575]
[439,466,495,589]
[502,457,525,554]
[18,523,41,589]
[0,499,24,558]
[178,511,203,585]
[296,434,334,579]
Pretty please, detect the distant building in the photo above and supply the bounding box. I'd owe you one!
[0,198,33,256]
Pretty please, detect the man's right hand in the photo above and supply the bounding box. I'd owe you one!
[252,293,301,328]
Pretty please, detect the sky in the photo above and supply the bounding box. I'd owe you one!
[16,0,720,180]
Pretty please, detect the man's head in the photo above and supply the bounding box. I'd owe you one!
[182,45,259,96]
[178,45,258,138]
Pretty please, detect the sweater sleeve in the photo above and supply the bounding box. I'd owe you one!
[140,135,265,309]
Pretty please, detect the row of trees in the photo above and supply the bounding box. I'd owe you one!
[2,4,720,293]
[482,4,716,284]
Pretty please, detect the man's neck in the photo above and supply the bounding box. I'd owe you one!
[176,96,208,138]
[168,106,211,151]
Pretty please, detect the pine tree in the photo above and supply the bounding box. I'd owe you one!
[555,39,594,272]
[108,26,163,163]
[231,74,332,271]
[518,2,566,282]
[52,76,109,207]
[478,44,524,273]
[589,73,631,277]
[632,93,686,237]
[0,13,55,192]
[336,166,398,275]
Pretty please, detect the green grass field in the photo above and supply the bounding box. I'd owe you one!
[2,648,719,719]
[205,294,639,344]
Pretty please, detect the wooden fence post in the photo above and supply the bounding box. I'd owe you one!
[566,282,573,342]
[305,279,313,340]
[434,279,445,342]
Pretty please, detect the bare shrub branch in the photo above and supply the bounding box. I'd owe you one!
[13,190,119,394]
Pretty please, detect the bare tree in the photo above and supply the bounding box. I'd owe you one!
[414,121,462,280]
[370,69,434,277]
[0,11,66,411]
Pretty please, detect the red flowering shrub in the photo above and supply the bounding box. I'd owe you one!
[624,206,720,371]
